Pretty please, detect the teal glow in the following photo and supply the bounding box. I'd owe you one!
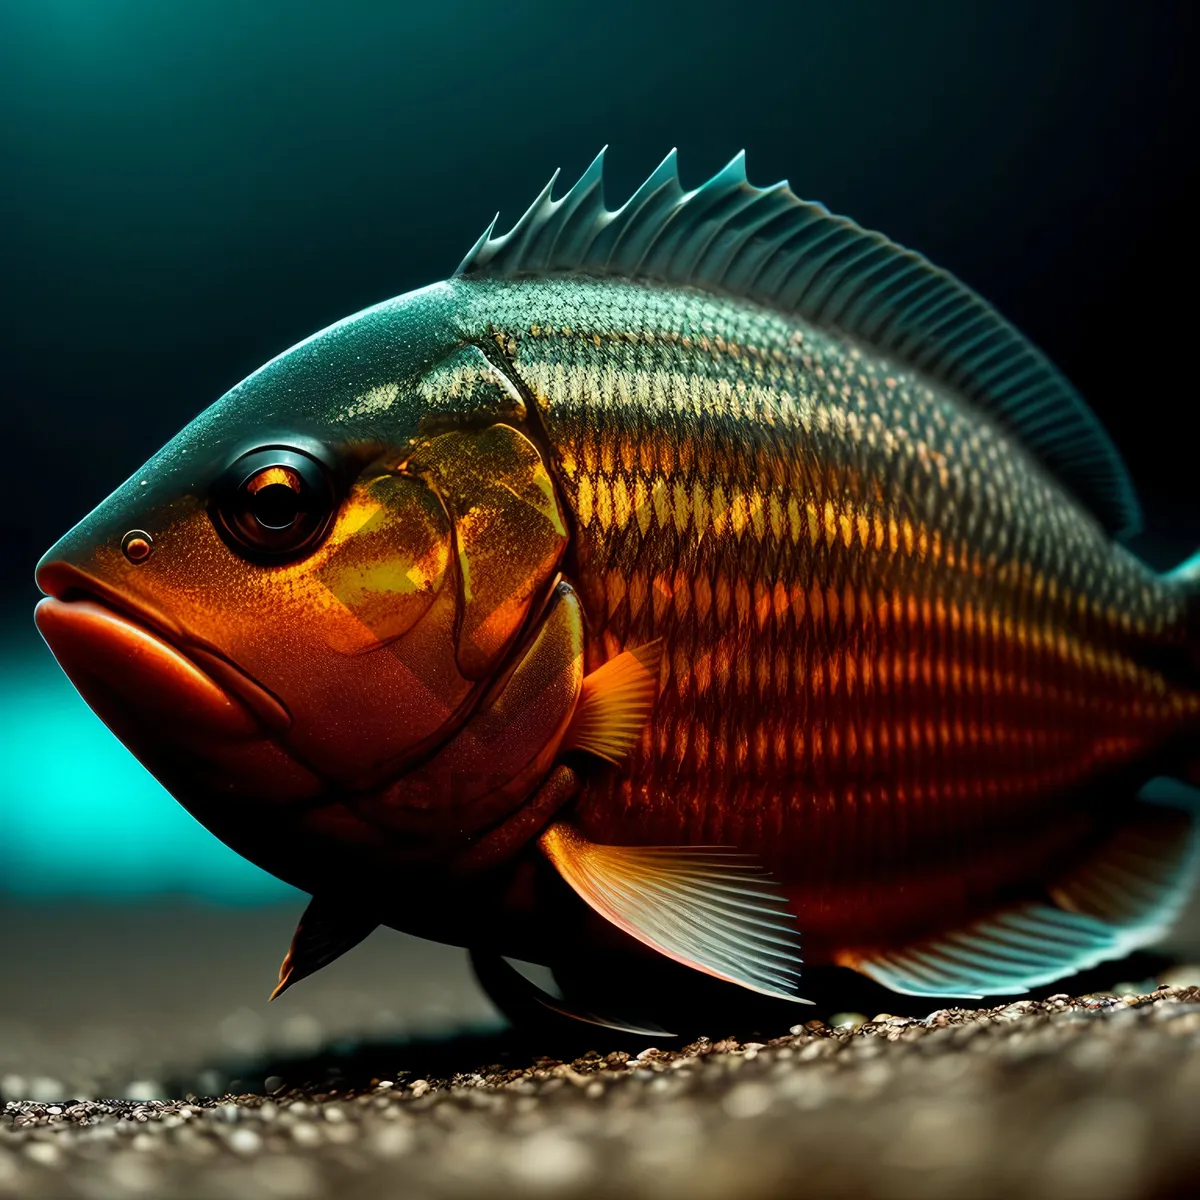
[0,632,297,903]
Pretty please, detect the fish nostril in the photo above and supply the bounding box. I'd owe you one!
[121,530,154,564]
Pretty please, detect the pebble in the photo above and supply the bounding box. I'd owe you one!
[830,1012,867,1029]
[369,1124,414,1158]
[2,979,1200,1200]
[226,1127,263,1155]
[506,1130,592,1189]
[24,1141,62,1167]
[290,1122,322,1148]
[722,1083,773,1119]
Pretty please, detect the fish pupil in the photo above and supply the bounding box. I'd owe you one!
[251,482,304,530]
[211,445,337,561]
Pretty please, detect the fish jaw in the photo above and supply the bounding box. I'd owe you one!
[30,576,541,906]
[33,573,324,818]
[35,595,262,740]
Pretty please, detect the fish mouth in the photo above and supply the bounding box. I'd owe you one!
[35,562,292,738]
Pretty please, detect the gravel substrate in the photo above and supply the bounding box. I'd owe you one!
[5,988,1200,1199]
[3,907,1200,1200]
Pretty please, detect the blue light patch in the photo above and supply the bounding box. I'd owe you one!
[0,635,297,903]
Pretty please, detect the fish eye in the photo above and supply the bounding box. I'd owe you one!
[212,447,338,561]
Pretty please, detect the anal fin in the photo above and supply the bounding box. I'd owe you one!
[842,803,1200,998]
[539,822,810,1003]
[1051,798,1200,930]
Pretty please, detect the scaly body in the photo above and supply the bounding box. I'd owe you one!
[466,276,1197,960]
[35,150,1200,1018]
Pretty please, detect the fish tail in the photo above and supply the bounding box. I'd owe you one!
[1163,548,1200,789]
[1167,547,1200,604]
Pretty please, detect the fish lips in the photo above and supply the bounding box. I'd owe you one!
[34,565,320,807]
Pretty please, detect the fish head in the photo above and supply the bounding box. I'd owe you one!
[35,280,569,872]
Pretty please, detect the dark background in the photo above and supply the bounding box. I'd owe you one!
[3,0,1198,608]
[0,0,1196,897]
[0,3,1198,1136]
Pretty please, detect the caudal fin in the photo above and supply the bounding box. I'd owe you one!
[1167,548,1200,648]
[1165,550,1200,787]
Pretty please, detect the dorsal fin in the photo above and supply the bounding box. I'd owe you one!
[457,149,1139,539]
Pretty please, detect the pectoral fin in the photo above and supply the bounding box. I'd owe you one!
[560,640,663,765]
[538,822,810,1002]
[840,803,1200,997]
[270,897,379,1000]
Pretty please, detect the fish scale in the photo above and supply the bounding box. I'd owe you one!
[457,273,1197,948]
[34,150,1200,1010]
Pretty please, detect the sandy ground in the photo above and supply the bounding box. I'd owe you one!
[2,905,1199,1200]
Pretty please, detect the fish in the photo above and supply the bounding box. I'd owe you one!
[34,149,1200,1029]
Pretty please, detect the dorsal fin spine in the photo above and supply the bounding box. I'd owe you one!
[598,149,676,272]
[457,150,1140,537]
